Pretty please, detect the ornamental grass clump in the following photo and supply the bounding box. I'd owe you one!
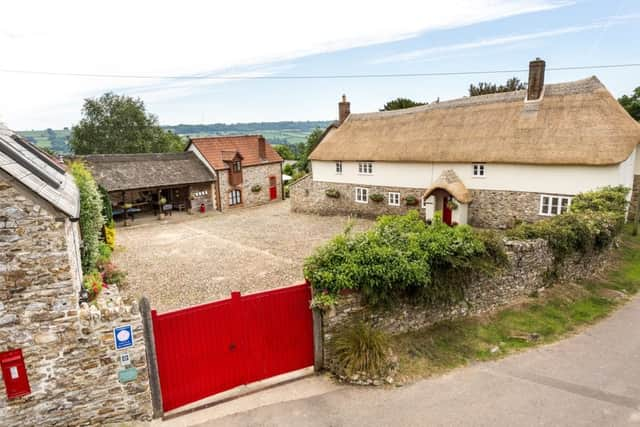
[329,321,391,379]
[305,210,506,308]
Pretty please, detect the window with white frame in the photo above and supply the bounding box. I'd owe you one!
[388,192,400,206]
[229,189,242,206]
[539,195,571,216]
[355,187,368,203]
[472,163,485,177]
[358,161,373,175]
[335,161,342,174]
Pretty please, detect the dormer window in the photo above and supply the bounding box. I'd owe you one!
[233,161,242,172]
[472,163,485,177]
[358,161,373,175]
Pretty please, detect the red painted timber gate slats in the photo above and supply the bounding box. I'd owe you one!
[151,283,314,412]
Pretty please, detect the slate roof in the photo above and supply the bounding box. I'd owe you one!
[310,77,640,166]
[0,123,79,218]
[80,152,215,192]
[188,135,282,170]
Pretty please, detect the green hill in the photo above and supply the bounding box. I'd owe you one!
[18,120,332,154]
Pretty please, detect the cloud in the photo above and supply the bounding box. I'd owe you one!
[0,0,568,128]
[372,14,640,64]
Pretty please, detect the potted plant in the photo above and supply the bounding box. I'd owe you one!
[447,199,459,210]
[251,184,262,193]
[123,203,132,226]
[405,195,418,206]
[325,188,340,199]
[369,193,384,203]
[158,197,167,219]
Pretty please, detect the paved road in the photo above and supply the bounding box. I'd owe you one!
[208,295,640,426]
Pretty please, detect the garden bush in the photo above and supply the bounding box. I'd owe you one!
[83,271,104,302]
[70,162,105,273]
[304,211,506,307]
[104,220,116,250]
[329,321,391,378]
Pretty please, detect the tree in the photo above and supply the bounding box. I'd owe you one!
[618,87,640,121]
[380,97,425,111]
[70,92,185,154]
[273,144,295,160]
[297,128,324,172]
[469,77,526,97]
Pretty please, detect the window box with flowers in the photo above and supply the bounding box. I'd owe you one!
[326,188,340,199]
[369,193,384,203]
[251,184,262,193]
[405,195,419,206]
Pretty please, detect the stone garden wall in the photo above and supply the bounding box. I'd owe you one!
[321,238,614,359]
[0,175,151,426]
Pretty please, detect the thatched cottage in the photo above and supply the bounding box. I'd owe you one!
[186,135,284,211]
[292,59,640,228]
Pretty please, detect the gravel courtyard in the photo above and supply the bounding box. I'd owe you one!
[113,200,372,312]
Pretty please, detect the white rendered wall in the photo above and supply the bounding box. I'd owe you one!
[313,154,636,196]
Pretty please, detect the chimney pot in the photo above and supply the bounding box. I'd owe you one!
[338,94,351,124]
[527,58,546,101]
[258,136,266,160]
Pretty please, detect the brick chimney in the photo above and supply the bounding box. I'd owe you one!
[338,94,350,124]
[527,58,546,101]
[258,136,266,160]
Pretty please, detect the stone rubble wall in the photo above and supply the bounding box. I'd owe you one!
[628,175,640,222]
[291,176,549,227]
[321,238,614,358]
[218,163,282,211]
[0,175,151,426]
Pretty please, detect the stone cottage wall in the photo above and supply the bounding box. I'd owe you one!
[0,175,151,426]
[290,176,423,219]
[321,238,614,359]
[291,176,554,227]
[219,162,282,211]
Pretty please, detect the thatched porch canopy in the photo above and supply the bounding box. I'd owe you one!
[423,170,472,204]
[80,152,215,192]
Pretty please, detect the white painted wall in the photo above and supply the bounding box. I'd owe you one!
[313,154,637,196]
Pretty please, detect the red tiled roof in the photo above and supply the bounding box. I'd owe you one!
[190,135,282,170]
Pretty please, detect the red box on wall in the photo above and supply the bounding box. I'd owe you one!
[0,349,31,399]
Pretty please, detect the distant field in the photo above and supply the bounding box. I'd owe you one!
[17,121,330,154]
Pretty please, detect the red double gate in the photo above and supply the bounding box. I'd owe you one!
[151,283,314,412]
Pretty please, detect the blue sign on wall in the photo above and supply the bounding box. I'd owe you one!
[113,325,134,350]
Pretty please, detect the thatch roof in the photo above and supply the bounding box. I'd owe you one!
[0,124,79,217]
[310,77,640,166]
[81,152,215,192]
[423,170,472,204]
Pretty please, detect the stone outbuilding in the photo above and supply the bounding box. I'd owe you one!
[186,135,284,211]
[0,124,151,425]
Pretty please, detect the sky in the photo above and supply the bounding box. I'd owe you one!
[1,0,639,130]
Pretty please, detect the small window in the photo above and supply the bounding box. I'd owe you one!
[388,192,400,206]
[358,161,373,175]
[335,161,343,174]
[472,163,485,177]
[355,187,368,203]
[539,194,571,216]
[229,189,242,206]
[233,161,242,172]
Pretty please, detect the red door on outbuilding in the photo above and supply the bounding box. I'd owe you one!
[151,283,314,412]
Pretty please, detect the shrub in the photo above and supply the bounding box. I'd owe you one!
[369,193,384,203]
[97,242,112,265]
[326,188,340,199]
[305,210,505,307]
[104,220,116,250]
[251,184,262,193]
[70,162,105,273]
[83,270,104,301]
[571,186,628,216]
[329,321,390,377]
[100,262,127,287]
[98,185,113,223]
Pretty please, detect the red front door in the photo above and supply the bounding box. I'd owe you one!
[443,198,453,225]
[269,176,277,200]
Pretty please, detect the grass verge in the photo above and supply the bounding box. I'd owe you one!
[391,230,640,382]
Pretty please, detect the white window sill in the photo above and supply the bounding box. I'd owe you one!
[355,200,368,204]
